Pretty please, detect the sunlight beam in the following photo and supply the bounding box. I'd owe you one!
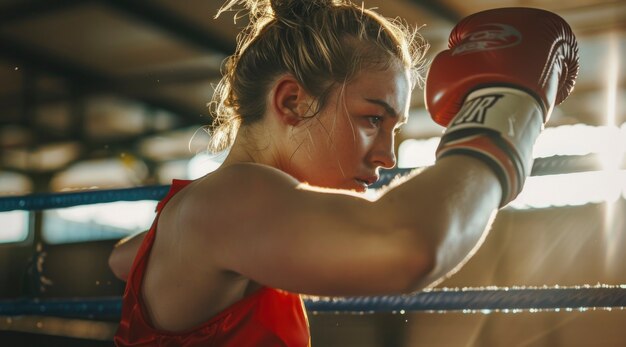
[602,32,621,276]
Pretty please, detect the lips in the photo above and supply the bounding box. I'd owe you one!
[355,175,379,187]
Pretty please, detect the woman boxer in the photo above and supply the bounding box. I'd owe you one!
[109,1,578,345]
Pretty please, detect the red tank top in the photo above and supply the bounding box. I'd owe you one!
[115,179,310,346]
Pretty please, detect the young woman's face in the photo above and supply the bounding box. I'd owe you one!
[285,64,411,192]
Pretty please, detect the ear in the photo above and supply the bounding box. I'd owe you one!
[271,75,311,126]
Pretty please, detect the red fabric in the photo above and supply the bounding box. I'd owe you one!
[115,179,310,346]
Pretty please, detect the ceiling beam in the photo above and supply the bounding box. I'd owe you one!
[0,34,205,126]
[119,68,221,87]
[0,138,159,178]
[0,0,85,27]
[407,0,461,23]
[101,0,235,55]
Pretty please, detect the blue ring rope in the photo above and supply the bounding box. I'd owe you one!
[1,153,617,212]
[0,185,172,212]
[1,169,624,317]
[1,286,625,319]
[305,286,626,312]
[0,169,414,212]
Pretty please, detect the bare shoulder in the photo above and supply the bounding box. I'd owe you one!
[178,163,300,235]
[165,163,299,269]
[191,162,300,201]
[213,162,299,186]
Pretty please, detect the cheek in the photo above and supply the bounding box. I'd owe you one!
[335,127,375,164]
[314,113,372,162]
[338,115,372,145]
[353,126,376,148]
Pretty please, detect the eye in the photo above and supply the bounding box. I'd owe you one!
[366,115,383,128]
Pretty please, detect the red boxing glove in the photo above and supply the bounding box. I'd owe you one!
[426,7,579,126]
[427,8,579,206]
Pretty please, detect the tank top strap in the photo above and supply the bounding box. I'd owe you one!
[156,179,192,213]
[125,179,194,316]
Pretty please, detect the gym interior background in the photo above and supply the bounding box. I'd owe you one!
[0,0,624,346]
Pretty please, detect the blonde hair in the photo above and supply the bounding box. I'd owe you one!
[207,0,428,153]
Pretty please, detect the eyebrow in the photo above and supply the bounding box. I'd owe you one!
[364,98,407,124]
[364,98,399,117]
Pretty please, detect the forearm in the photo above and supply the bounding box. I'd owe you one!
[394,6,578,290]
[109,230,147,281]
[376,155,501,290]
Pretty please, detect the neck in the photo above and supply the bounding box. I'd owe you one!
[220,124,279,169]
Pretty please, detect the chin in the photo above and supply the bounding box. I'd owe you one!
[352,186,367,193]
[347,180,368,193]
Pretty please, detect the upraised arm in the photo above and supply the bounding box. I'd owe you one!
[189,7,578,297]
[186,158,500,296]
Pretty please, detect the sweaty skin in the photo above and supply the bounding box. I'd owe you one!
[110,65,501,332]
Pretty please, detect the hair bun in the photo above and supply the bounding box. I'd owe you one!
[270,0,334,20]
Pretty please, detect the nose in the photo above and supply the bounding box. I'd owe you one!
[369,132,396,169]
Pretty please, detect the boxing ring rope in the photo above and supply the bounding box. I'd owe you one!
[1,165,625,320]
[0,152,613,212]
[0,184,172,212]
[1,286,625,319]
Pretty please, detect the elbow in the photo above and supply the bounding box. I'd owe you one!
[400,246,437,293]
[108,248,129,281]
[390,226,442,294]
[383,238,438,294]
[398,220,478,293]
